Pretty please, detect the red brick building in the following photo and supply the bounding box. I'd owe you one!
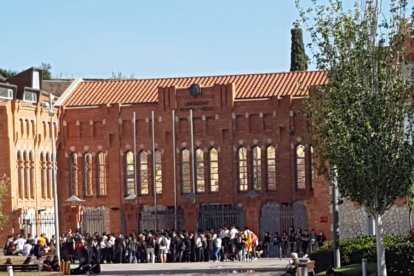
[0,68,59,242]
[56,71,332,238]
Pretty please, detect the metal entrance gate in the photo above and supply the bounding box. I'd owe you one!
[21,211,55,239]
[280,203,294,234]
[259,202,280,238]
[82,207,109,235]
[140,206,184,231]
[198,204,244,231]
[259,202,306,236]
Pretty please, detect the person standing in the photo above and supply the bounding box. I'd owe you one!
[127,234,138,263]
[213,234,222,262]
[301,229,310,255]
[263,232,271,257]
[146,232,155,263]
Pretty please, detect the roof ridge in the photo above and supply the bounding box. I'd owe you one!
[81,70,323,83]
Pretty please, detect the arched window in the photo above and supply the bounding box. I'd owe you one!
[181,149,191,193]
[125,151,135,196]
[84,153,93,196]
[69,153,79,196]
[24,151,30,198]
[266,146,277,190]
[43,122,47,138]
[97,152,107,196]
[139,151,149,195]
[238,147,248,191]
[17,151,24,199]
[209,148,219,192]
[310,146,315,189]
[252,146,262,191]
[155,150,163,194]
[29,152,35,199]
[296,144,306,189]
[46,153,52,198]
[31,120,35,137]
[195,148,205,193]
[25,119,30,137]
[40,153,46,198]
[20,119,24,136]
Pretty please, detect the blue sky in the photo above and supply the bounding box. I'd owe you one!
[1,0,302,78]
[1,0,406,79]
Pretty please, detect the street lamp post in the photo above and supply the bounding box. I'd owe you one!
[330,166,340,269]
[45,92,60,261]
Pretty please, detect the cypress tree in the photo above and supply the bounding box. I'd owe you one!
[290,22,308,71]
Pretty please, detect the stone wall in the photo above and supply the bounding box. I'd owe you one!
[339,199,413,238]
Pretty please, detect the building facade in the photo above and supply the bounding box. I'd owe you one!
[56,71,332,238]
[0,68,59,243]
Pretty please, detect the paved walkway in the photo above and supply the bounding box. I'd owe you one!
[96,258,289,275]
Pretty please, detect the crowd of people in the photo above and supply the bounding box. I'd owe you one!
[3,225,326,268]
[262,227,326,258]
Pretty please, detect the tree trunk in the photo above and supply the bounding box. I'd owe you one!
[375,214,387,276]
[409,206,412,232]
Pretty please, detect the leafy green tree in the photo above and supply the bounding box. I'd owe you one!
[290,22,308,71]
[0,69,17,79]
[296,0,414,275]
[40,63,52,80]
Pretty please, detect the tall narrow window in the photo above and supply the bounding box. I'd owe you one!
[97,152,107,196]
[69,153,79,195]
[139,151,149,195]
[155,150,162,194]
[46,153,52,198]
[310,146,315,189]
[181,149,191,193]
[266,146,277,190]
[20,119,24,136]
[238,147,248,191]
[209,148,219,192]
[252,146,262,191]
[29,152,35,199]
[296,144,306,189]
[25,120,30,137]
[17,151,24,199]
[31,120,35,137]
[195,148,205,193]
[24,151,30,198]
[84,153,93,196]
[125,151,135,196]
[40,153,46,198]
[43,122,47,138]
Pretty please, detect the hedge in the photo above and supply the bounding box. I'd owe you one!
[309,235,414,275]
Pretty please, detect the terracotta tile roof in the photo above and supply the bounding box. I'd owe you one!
[63,71,327,106]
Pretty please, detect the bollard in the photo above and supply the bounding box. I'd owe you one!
[299,258,308,276]
[362,258,367,276]
[7,265,13,276]
[279,246,282,260]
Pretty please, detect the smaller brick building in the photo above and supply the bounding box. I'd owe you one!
[0,68,59,243]
[56,71,332,239]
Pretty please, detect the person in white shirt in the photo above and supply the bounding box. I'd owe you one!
[14,234,26,255]
[229,226,239,258]
[22,240,32,257]
[213,234,222,262]
[158,233,168,263]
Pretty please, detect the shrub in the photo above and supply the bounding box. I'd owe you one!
[309,235,413,274]
[309,248,334,273]
[386,242,414,275]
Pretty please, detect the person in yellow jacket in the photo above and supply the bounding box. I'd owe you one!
[244,230,253,261]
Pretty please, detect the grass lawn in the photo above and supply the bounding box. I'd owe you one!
[316,262,376,275]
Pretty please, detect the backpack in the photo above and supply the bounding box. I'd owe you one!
[160,237,167,247]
